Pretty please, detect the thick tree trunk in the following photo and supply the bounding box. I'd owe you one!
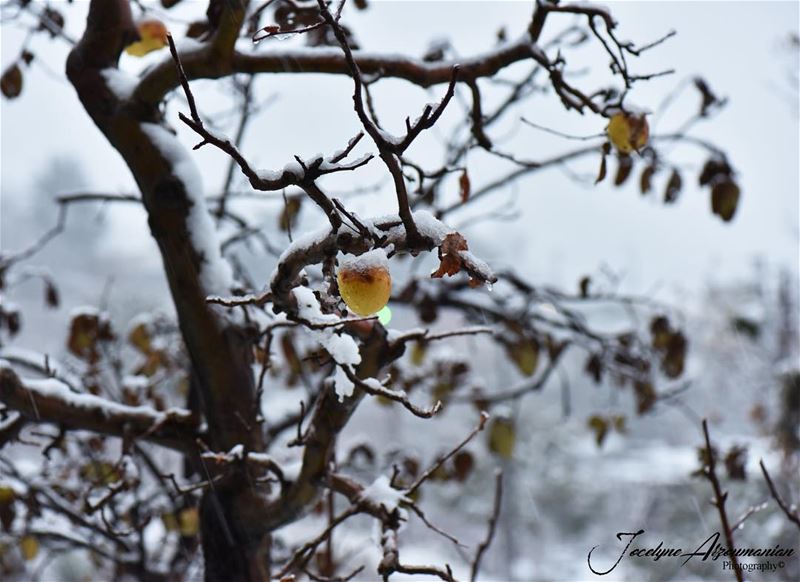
[66,1,269,579]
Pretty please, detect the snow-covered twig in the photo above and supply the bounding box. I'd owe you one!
[342,366,441,419]
[0,364,199,453]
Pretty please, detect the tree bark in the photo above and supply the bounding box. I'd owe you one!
[66,1,269,579]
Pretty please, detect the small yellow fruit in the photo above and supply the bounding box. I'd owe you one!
[337,249,391,317]
[606,111,649,154]
[125,19,169,57]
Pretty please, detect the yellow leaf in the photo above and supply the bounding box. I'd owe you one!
[0,485,14,504]
[507,338,539,377]
[128,321,152,353]
[80,461,121,485]
[178,507,200,537]
[137,350,168,377]
[125,19,169,57]
[20,535,38,561]
[410,342,426,366]
[606,112,649,154]
[161,512,178,532]
[488,417,516,459]
[587,414,609,447]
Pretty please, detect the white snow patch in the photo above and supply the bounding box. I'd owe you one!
[360,474,408,512]
[68,305,105,319]
[292,287,361,368]
[122,375,149,391]
[339,248,388,275]
[333,366,355,401]
[101,68,138,100]
[293,286,338,325]
[20,374,191,423]
[257,159,304,183]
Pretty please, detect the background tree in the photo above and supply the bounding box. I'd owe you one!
[0,1,797,581]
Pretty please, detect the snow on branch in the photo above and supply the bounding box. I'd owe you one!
[0,362,199,452]
[269,210,497,314]
[139,122,234,296]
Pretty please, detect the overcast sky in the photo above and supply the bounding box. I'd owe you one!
[1,1,798,315]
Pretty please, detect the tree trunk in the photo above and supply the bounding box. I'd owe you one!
[66,1,269,579]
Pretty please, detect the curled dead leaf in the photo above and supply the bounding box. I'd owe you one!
[431,232,469,279]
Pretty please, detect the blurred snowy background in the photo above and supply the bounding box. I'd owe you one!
[1,1,799,581]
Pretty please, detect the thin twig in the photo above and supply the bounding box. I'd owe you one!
[407,412,489,496]
[470,469,504,582]
[701,419,743,582]
[759,459,800,530]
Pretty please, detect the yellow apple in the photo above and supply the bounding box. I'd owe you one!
[337,250,392,317]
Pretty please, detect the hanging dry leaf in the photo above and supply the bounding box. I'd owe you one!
[411,341,426,366]
[487,416,516,459]
[724,445,747,481]
[662,331,687,378]
[431,232,469,279]
[699,158,732,186]
[1,64,23,99]
[44,281,59,308]
[128,321,152,354]
[178,506,200,537]
[161,512,179,532]
[663,169,682,203]
[595,142,610,184]
[640,164,655,195]
[459,169,471,203]
[711,179,740,222]
[20,535,39,561]
[634,381,657,414]
[506,337,540,377]
[585,353,603,384]
[579,276,591,298]
[67,311,114,362]
[614,154,633,186]
[650,316,671,349]
[452,450,474,482]
[279,196,302,231]
[587,415,609,447]
[0,486,15,532]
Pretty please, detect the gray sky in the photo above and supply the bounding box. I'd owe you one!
[1,1,798,307]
